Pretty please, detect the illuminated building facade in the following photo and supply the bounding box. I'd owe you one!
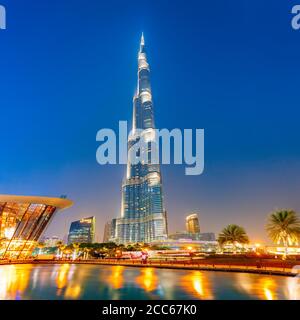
[151,239,218,253]
[0,195,73,260]
[68,216,95,244]
[169,232,215,241]
[186,213,200,234]
[115,34,168,244]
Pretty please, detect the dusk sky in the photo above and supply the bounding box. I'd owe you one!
[1,0,299,243]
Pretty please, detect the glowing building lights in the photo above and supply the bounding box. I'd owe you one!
[0,195,72,260]
[114,34,168,244]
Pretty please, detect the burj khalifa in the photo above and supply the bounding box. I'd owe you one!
[115,34,168,244]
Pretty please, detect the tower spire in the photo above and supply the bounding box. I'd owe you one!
[140,32,145,52]
[141,32,145,46]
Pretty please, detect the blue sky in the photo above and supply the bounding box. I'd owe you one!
[0,0,299,243]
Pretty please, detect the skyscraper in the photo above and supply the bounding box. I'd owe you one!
[186,213,200,234]
[103,219,117,243]
[68,216,95,244]
[103,221,112,243]
[115,34,168,244]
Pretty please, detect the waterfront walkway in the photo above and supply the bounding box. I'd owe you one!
[0,258,299,277]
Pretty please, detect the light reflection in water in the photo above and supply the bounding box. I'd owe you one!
[56,264,70,290]
[32,268,40,289]
[106,265,124,289]
[235,274,283,300]
[0,265,32,299]
[65,284,81,299]
[181,271,214,299]
[261,279,276,300]
[287,277,300,300]
[64,265,86,299]
[135,268,158,292]
[0,264,297,300]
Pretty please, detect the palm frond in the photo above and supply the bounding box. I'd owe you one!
[218,224,249,246]
[266,209,300,245]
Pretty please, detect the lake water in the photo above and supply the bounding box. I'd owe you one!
[0,264,298,300]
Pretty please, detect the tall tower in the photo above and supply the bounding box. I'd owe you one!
[115,34,168,244]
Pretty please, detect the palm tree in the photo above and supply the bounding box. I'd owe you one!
[56,241,66,259]
[83,247,91,260]
[70,243,80,260]
[266,209,300,258]
[218,224,249,253]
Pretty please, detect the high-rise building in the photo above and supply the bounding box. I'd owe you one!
[0,194,72,259]
[68,216,95,244]
[103,219,118,243]
[115,34,168,244]
[103,221,111,243]
[186,213,200,234]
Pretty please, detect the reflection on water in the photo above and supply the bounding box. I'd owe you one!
[106,266,124,289]
[181,271,214,299]
[287,276,300,300]
[136,268,158,292]
[65,284,81,299]
[0,265,32,299]
[56,264,70,290]
[261,279,276,300]
[234,273,287,300]
[0,264,298,300]
[57,264,86,299]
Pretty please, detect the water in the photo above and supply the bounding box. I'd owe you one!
[0,264,298,300]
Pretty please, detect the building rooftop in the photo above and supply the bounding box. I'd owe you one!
[0,194,73,209]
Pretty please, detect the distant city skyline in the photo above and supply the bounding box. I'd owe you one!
[1,1,300,244]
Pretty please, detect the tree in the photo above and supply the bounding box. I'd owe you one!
[266,209,300,258]
[56,241,66,259]
[218,224,249,253]
[149,244,170,251]
[70,243,80,260]
[83,247,91,260]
